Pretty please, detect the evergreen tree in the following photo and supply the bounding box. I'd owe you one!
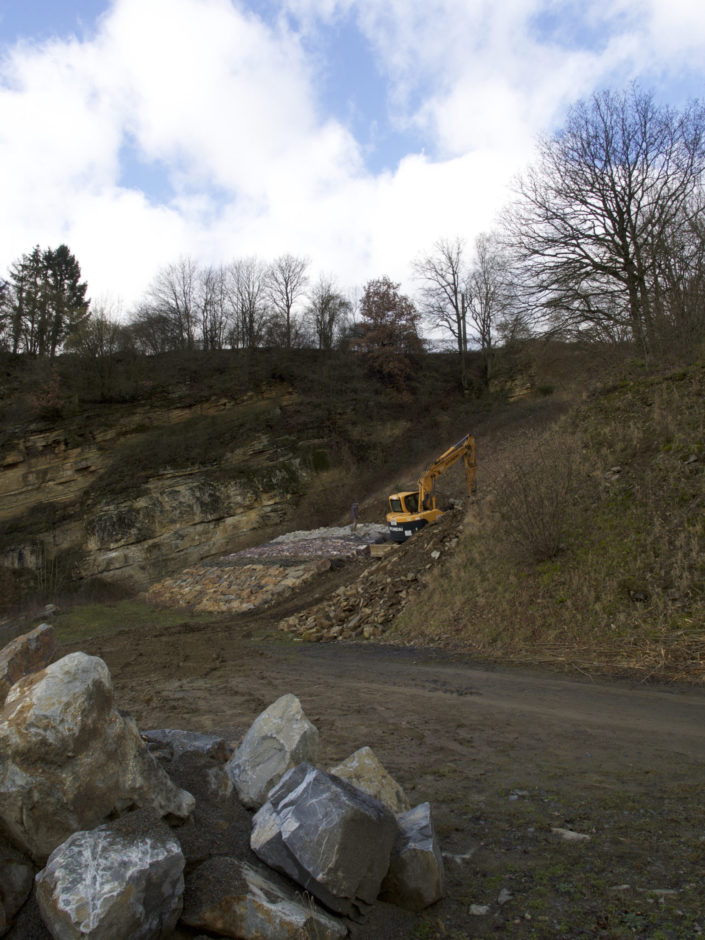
[1,245,89,356]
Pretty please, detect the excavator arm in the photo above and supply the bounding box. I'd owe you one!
[417,434,477,508]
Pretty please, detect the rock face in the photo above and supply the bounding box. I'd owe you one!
[380,802,445,912]
[0,396,311,592]
[81,469,301,589]
[330,746,410,815]
[36,813,185,940]
[0,623,56,706]
[182,856,348,939]
[0,652,194,861]
[251,763,398,919]
[226,693,319,809]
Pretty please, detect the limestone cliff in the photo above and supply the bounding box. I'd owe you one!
[0,392,312,591]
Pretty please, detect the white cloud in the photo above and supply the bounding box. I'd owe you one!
[0,0,368,308]
[0,0,702,314]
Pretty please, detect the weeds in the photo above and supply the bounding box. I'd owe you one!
[397,359,705,681]
[493,430,582,563]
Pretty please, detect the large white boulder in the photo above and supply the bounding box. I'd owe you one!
[251,763,397,920]
[36,814,185,939]
[0,652,194,861]
[226,693,319,809]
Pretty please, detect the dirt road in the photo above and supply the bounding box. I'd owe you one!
[70,604,705,939]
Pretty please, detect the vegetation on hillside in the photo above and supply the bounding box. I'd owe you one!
[397,358,705,681]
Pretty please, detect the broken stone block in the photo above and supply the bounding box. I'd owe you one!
[251,763,397,919]
[0,652,194,862]
[141,728,230,763]
[380,802,445,912]
[330,746,410,814]
[36,812,185,940]
[182,856,348,939]
[0,623,56,706]
[226,693,319,809]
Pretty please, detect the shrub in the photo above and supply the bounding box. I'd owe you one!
[494,431,580,563]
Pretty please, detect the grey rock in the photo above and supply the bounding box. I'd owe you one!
[36,812,185,939]
[551,827,591,843]
[0,835,35,937]
[0,652,194,861]
[251,763,397,919]
[380,802,445,912]
[0,623,56,707]
[330,746,410,814]
[226,693,319,809]
[182,856,348,939]
[141,729,230,763]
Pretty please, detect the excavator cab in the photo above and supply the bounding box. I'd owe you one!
[386,491,434,542]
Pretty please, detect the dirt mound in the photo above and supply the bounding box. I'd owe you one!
[278,509,465,642]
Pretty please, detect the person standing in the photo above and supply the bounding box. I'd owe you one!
[350,500,359,532]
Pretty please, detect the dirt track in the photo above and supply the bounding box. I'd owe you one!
[67,585,705,939]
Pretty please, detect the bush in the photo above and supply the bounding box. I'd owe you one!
[494,431,580,563]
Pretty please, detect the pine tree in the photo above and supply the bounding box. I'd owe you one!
[1,245,89,356]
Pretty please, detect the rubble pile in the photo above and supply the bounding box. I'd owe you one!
[146,559,331,614]
[146,524,387,614]
[279,509,464,642]
[0,629,445,939]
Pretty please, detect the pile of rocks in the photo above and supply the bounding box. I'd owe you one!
[146,558,331,614]
[279,510,464,642]
[0,625,444,938]
[146,524,387,615]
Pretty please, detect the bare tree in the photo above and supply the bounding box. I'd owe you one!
[200,265,232,351]
[64,305,128,397]
[128,305,181,354]
[226,257,269,350]
[506,85,705,358]
[413,237,469,391]
[145,258,200,350]
[466,233,518,386]
[305,276,352,351]
[265,254,309,349]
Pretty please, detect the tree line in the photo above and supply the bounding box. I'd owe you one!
[2,84,703,391]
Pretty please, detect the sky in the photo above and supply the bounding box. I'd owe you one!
[0,0,704,315]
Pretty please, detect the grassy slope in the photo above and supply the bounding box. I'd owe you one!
[3,344,704,681]
[396,359,705,681]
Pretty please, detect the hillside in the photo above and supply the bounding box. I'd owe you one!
[398,359,705,681]
[2,343,704,681]
[0,348,483,605]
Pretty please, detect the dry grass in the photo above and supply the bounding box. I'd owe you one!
[396,360,705,682]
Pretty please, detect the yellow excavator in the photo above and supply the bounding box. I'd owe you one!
[386,433,477,542]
